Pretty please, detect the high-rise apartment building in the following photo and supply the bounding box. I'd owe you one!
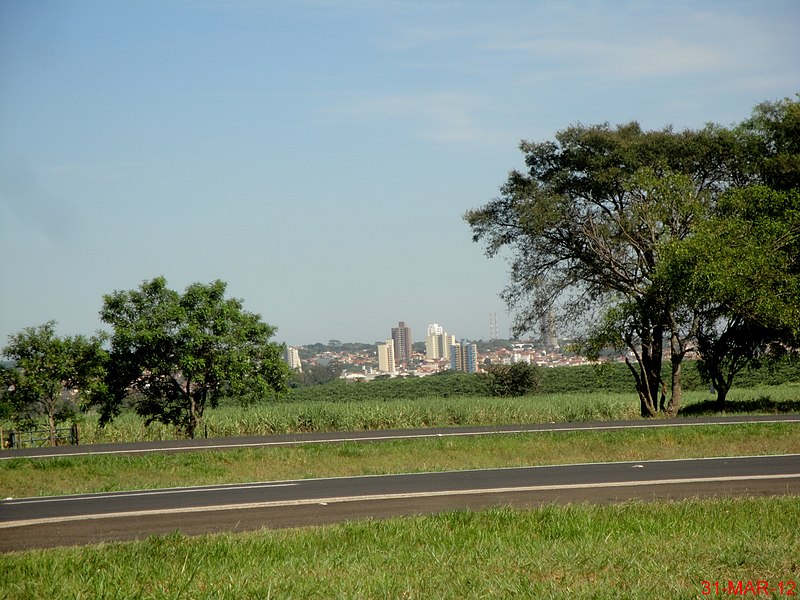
[377,339,396,373]
[284,346,302,372]
[391,321,412,365]
[425,323,455,360]
[450,340,479,373]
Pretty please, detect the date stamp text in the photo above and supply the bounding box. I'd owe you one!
[700,580,796,596]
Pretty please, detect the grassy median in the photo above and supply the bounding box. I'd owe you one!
[2,497,798,598]
[2,422,798,498]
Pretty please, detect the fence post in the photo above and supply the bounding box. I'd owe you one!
[71,422,79,445]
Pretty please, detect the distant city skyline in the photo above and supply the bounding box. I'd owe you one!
[292,333,594,380]
[2,1,797,350]
[298,320,505,346]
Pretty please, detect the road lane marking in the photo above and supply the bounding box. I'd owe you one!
[2,473,798,529]
[4,482,298,505]
[3,418,798,460]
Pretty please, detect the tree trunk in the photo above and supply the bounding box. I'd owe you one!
[640,320,664,416]
[714,377,730,411]
[187,396,197,439]
[667,331,684,417]
[48,411,57,447]
[667,354,682,416]
[640,394,657,417]
[626,357,657,417]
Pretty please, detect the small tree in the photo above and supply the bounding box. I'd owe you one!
[96,277,290,438]
[0,322,106,446]
[484,362,542,397]
[695,317,773,409]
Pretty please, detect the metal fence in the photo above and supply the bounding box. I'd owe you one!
[1,423,79,449]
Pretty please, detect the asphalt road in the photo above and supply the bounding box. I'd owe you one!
[2,454,799,551]
[3,414,800,460]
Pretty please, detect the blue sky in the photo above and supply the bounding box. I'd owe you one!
[1,0,798,347]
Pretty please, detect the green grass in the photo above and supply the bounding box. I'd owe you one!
[2,497,798,598]
[2,384,797,597]
[76,391,640,443]
[2,423,798,498]
[69,384,800,444]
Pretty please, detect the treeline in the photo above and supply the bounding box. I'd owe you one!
[286,372,489,403]
[539,360,800,394]
[283,359,800,404]
[298,342,376,359]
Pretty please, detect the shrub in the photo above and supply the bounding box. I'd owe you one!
[484,363,542,397]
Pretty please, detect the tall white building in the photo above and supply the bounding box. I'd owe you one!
[377,339,396,373]
[425,323,456,360]
[284,346,302,372]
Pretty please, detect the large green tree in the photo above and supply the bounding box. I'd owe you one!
[0,322,106,446]
[681,185,800,407]
[465,122,743,416]
[96,277,290,438]
[655,97,800,409]
[466,97,799,416]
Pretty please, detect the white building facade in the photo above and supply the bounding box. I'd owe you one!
[425,323,456,361]
[284,346,302,372]
[377,339,396,373]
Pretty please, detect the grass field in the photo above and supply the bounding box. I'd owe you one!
[68,384,800,444]
[2,422,798,498]
[76,391,640,443]
[2,497,798,598]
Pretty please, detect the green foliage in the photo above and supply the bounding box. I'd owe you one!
[690,186,800,334]
[465,121,742,337]
[298,342,376,358]
[95,277,290,438]
[483,362,542,397]
[740,94,800,191]
[0,321,106,443]
[538,361,705,395]
[76,390,642,442]
[474,339,514,353]
[286,371,490,403]
[291,361,342,387]
[728,352,800,387]
[281,360,798,407]
[539,358,800,396]
[467,96,800,416]
[465,119,742,416]
[664,180,800,407]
